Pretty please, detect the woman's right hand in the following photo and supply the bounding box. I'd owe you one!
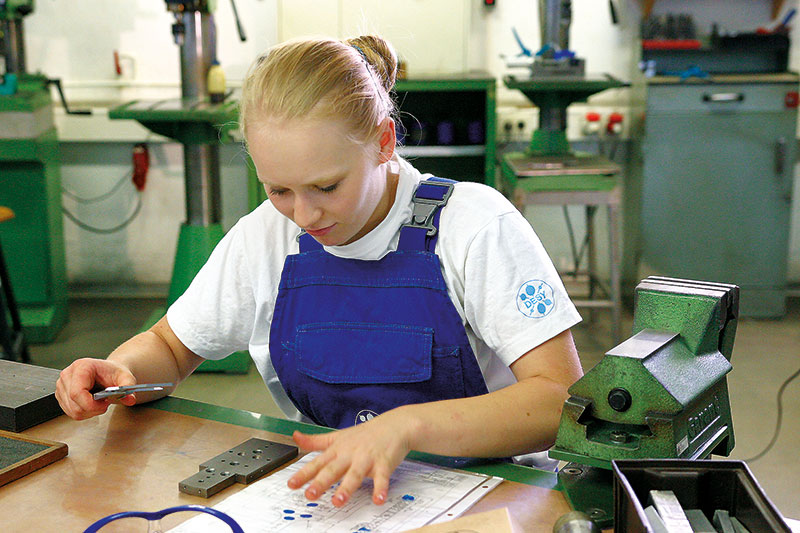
[56,358,138,420]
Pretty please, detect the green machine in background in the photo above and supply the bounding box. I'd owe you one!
[549,276,739,527]
[499,0,624,189]
[499,0,627,345]
[0,0,68,343]
[110,0,249,372]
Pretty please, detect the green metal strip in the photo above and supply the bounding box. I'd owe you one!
[150,396,560,489]
[483,82,497,187]
[150,396,338,436]
[396,78,495,92]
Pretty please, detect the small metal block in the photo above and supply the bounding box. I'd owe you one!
[179,438,298,498]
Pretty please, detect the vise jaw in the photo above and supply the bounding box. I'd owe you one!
[550,276,739,470]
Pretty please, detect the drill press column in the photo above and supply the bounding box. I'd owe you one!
[164,4,225,305]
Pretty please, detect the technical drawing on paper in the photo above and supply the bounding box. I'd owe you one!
[169,452,502,533]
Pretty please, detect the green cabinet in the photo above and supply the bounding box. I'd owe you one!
[0,75,68,342]
[634,75,797,317]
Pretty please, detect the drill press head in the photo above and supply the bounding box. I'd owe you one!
[550,277,739,469]
[164,0,216,13]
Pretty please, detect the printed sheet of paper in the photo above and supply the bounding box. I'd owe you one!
[169,452,503,532]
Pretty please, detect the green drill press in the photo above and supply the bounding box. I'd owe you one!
[0,0,68,343]
[110,0,248,372]
[500,1,627,345]
[500,0,625,191]
[549,277,739,527]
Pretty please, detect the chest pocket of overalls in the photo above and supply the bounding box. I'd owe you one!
[291,321,468,399]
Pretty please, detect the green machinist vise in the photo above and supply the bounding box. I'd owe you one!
[549,276,739,526]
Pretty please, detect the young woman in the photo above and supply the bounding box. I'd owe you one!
[56,35,583,508]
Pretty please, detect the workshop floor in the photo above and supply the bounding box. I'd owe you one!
[28,296,799,518]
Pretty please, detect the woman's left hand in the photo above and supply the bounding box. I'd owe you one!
[287,408,415,507]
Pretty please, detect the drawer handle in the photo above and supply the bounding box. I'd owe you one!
[702,93,745,103]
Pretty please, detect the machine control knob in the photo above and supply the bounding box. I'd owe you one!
[608,388,632,412]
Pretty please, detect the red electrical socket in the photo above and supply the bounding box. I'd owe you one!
[606,112,624,135]
[132,143,149,191]
[583,111,602,136]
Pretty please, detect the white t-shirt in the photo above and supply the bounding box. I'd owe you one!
[168,156,581,422]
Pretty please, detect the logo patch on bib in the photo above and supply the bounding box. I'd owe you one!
[516,280,555,318]
[355,409,378,425]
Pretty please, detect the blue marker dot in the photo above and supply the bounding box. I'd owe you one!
[300,514,312,518]
[284,516,295,521]
[283,509,295,514]
[402,494,415,501]
[306,502,319,507]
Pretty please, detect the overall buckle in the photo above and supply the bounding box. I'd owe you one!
[405,181,454,237]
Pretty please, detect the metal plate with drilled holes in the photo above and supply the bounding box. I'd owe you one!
[179,438,298,498]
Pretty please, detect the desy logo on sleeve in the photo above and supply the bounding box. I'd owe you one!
[516,280,555,318]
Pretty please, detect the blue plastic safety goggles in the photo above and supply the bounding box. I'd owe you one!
[83,504,243,533]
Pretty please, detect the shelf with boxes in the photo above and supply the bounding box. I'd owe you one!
[393,72,496,187]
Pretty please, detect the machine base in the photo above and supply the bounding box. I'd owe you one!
[557,462,614,528]
[148,223,251,374]
[19,304,68,344]
[500,151,620,191]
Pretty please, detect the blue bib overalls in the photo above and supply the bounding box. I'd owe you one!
[269,178,489,429]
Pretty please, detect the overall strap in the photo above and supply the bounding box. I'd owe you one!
[299,177,456,253]
[298,231,321,252]
[398,177,456,252]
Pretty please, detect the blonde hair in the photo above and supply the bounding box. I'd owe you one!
[240,35,398,145]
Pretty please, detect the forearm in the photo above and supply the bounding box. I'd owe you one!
[106,317,202,402]
[396,376,569,458]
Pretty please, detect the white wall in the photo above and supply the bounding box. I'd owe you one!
[15,0,800,288]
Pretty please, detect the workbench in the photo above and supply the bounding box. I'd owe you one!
[0,397,571,531]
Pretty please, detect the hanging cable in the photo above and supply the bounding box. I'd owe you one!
[62,170,133,204]
[743,365,800,462]
[62,166,143,234]
[62,192,143,234]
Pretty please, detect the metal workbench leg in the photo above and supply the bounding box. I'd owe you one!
[0,240,30,363]
[586,205,596,324]
[608,202,622,345]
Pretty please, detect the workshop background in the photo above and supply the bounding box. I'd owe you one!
[3,0,799,519]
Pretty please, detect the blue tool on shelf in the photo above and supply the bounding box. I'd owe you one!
[0,73,18,95]
[512,27,533,57]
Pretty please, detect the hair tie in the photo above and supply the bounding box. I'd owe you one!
[351,44,368,62]
[350,43,388,110]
